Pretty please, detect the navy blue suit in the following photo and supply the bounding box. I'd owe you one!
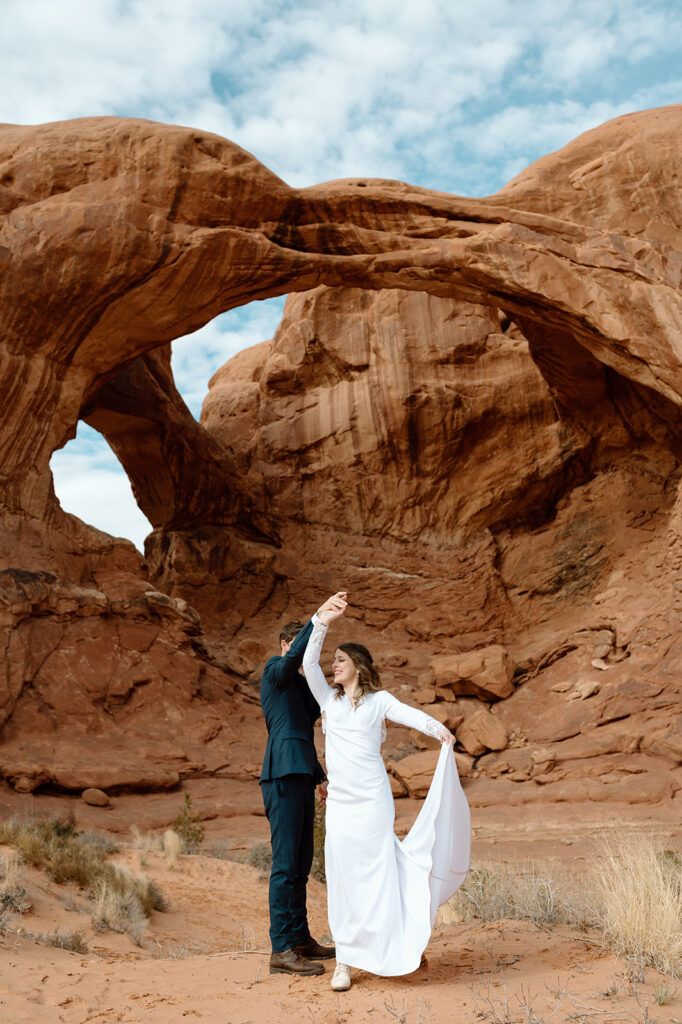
[259,619,326,952]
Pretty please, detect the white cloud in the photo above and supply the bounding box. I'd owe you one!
[171,297,285,419]
[2,1,679,189]
[50,424,152,552]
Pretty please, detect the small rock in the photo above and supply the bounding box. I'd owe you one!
[550,680,572,693]
[591,658,611,671]
[568,680,601,701]
[13,775,36,794]
[82,788,109,807]
[413,687,436,705]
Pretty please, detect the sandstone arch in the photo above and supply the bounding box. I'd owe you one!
[1,107,681,796]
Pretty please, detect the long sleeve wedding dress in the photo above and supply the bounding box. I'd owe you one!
[302,616,471,976]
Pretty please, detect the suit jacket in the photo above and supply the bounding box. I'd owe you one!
[259,619,326,784]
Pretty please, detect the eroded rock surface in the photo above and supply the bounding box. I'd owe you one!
[1,108,682,805]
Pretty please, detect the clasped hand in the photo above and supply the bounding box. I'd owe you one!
[316,591,348,625]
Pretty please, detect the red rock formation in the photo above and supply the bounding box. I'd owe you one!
[1,108,681,803]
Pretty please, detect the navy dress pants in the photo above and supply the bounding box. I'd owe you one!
[261,773,315,953]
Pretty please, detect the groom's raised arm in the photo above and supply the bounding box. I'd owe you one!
[270,620,314,690]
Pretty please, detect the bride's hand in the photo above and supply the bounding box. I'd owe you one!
[440,726,455,747]
[316,591,348,625]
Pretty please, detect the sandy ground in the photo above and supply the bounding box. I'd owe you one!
[1,797,681,1024]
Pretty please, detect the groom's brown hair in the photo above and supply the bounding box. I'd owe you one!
[279,621,304,646]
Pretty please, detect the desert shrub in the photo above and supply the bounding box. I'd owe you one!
[439,835,682,978]
[245,842,272,879]
[0,851,31,928]
[441,861,595,930]
[172,793,205,853]
[34,928,89,954]
[203,838,234,860]
[78,831,119,855]
[92,879,148,946]
[0,817,168,934]
[0,884,32,916]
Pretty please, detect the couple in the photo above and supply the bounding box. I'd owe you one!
[259,591,471,991]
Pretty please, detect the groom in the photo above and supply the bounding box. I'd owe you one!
[259,600,336,976]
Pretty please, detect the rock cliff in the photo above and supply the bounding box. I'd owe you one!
[0,108,681,803]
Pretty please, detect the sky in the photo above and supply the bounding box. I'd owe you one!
[3,0,681,549]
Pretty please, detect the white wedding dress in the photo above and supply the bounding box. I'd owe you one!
[303,616,471,976]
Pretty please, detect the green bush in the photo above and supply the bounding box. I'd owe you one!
[172,793,205,853]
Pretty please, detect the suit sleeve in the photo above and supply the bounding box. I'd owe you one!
[270,619,314,690]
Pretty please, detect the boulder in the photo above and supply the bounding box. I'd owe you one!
[430,647,514,701]
[457,711,509,756]
[388,751,440,798]
[82,788,110,807]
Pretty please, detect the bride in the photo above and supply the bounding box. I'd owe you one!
[303,591,471,991]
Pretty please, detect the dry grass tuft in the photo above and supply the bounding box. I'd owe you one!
[592,837,682,978]
[130,825,164,854]
[162,829,182,867]
[244,842,273,880]
[33,928,89,954]
[78,831,119,855]
[152,936,203,958]
[92,877,149,946]
[0,851,32,930]
[130,826,182,868]
[440,861,596,931]
[0,817,168,943]
[440,834,681,978]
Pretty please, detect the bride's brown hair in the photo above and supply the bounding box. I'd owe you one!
[333,642,382,700]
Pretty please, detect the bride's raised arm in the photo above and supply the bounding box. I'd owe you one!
[302,592,348,706]
[381,691,454,745]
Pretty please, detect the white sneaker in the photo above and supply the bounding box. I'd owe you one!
[331,963,351,991]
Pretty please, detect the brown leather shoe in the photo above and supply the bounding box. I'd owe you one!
[294,937,336,960]
[269,948,325,976]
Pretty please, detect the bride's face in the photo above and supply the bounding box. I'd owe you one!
[332,648,358,688]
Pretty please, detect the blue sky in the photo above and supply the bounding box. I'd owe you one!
[3,0,681,549]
